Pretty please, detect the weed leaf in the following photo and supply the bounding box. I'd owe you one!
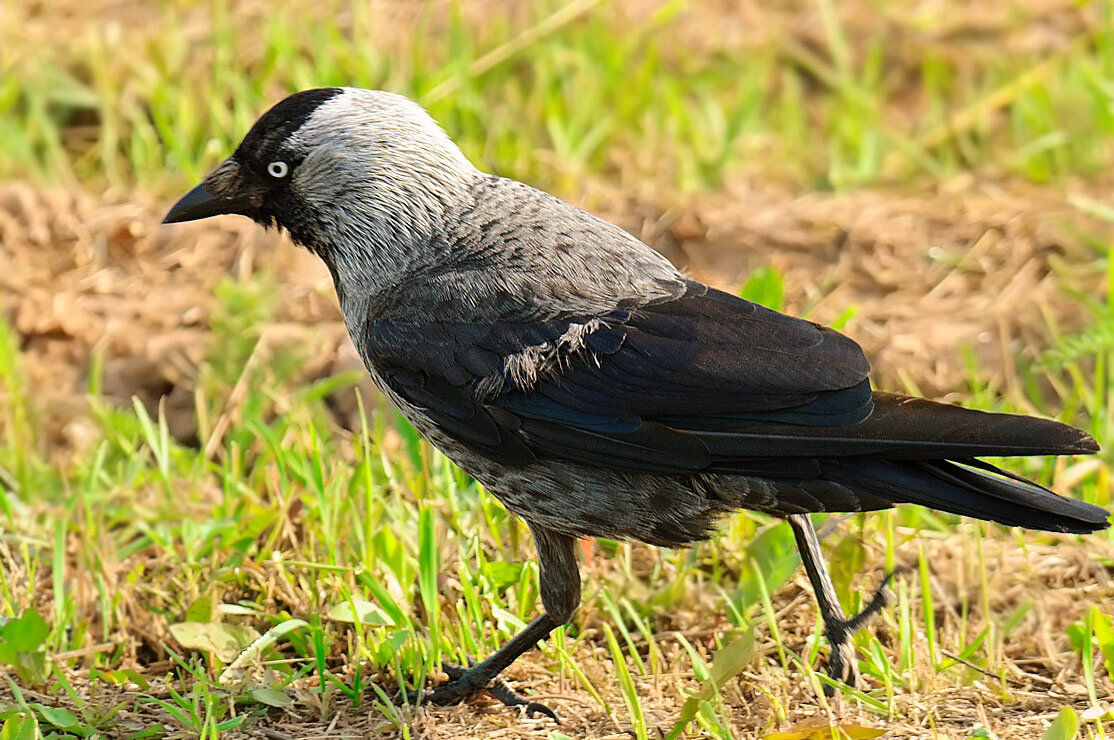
[29,705,77,731]
[1040,707,1079,740]
[250,687,292,708]
[762,717,886,739]
[168,621,260,662]
[326,599,394,626]
[667,629,756,740]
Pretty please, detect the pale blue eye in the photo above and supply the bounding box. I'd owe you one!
[267,161,289,178]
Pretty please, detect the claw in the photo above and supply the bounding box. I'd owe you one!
[427,662,481,705]
[845,568,900,633]
[488,677,559,721]
[439,657,475,681]
[428,662,559,722]
[823,569,900,693]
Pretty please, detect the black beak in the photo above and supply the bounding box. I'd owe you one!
[163,163,263,224]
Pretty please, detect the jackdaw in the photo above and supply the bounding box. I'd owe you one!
[164,87,1110,718]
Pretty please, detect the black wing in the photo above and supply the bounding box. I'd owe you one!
[366,280,876,473]
[364,279,1106,534]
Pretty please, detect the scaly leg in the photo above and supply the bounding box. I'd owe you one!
[428,525,580,721]
[787,514,895,692]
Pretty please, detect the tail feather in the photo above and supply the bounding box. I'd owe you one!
[773,393,1110,534]
[826,457,1109,534]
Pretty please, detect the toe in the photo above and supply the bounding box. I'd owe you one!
[524,700,559,722]
[440,662,469,681]
[426,662,558,722]
[428,678,474,706]
[488,678,559,722]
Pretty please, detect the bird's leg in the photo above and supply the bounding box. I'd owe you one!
[787,513,894,693]
[429,524,580,721]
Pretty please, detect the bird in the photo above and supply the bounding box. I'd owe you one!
[164,87,1110,719]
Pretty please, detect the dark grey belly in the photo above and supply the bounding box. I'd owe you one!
[375,383,754,545]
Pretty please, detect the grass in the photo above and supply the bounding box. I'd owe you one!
[1,0,1114,738]
[2,0,1114,195]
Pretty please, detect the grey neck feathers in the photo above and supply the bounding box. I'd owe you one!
[288,90,482,319]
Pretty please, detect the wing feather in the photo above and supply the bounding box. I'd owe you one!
[366,280,875,471]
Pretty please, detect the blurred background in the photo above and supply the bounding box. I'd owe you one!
[1,1,1112,738]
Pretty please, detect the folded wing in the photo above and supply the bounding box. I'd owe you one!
[365,279,1106,533]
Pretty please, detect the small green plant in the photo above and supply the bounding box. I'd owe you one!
[1066,605,1114,712]
[740,266,786,311]
[1040,707,1080,740]
[0,611,49,686]
[0,711,40,740]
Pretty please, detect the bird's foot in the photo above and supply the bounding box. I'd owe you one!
[428,662,558,722]
[822,569,901,693]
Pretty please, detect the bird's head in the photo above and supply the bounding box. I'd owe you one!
[164,87,479,282]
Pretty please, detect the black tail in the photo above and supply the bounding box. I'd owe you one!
[700,391,1107,532]
[825,456,1109,534]
[812,393,1109,534]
